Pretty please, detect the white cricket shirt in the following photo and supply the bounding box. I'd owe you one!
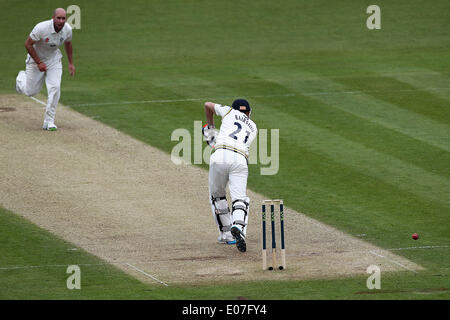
[27,19,72,63]
[214,104,258,158]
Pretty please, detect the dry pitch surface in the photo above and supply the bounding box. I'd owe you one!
[0,94,423,286]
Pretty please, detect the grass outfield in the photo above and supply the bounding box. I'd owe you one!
[1,206,448,300]
[1,0,449,299]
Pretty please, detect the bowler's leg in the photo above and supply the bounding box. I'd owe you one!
[16,63,44,96]
[43,62,62,129]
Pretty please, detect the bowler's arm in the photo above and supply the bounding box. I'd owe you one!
[64,41,75,76]
[25,37,46,71]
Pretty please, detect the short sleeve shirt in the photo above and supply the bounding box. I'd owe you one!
[214,104,258,157]
[27,19,72,63]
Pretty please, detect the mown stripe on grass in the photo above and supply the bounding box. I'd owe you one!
[0,206,153,299]
[385,69,450,102]
[254,91,450,179]
[331,75,450,126]
[253,102,450,207]
[259,72,450,151]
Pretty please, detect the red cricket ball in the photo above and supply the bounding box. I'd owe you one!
[412,233,419,240]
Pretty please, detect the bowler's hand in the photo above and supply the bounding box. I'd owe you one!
[68,63,75,76]
[38,62,47,72]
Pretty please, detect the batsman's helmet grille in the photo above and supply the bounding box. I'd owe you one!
[231,99,251,114]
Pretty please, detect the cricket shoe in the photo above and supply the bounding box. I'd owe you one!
[231,225,246,252]
[43,122,57,131]
[217,231,236,245]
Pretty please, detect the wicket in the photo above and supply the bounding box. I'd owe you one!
[262,199,285,271]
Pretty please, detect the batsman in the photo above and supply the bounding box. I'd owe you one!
[203,99,258,252]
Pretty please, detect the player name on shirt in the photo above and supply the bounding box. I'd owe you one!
[235,114,255,132]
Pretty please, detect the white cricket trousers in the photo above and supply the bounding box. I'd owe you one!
[16,58,62,125]
[209,148,250,236]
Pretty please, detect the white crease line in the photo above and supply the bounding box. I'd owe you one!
[0,261,167,286]
[64,87,449,108]
[0,262,169,286]
[67,93,296,107]
[3,244,446,272]
[387,245,450,251]
[302,87,450,96]
[296,244,450,257]
[29,96,46,106]
[369,251,418,273]
[0,263,105,270]
[125,263,169,287]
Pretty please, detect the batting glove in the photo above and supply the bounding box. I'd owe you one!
[202,124,218,148]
